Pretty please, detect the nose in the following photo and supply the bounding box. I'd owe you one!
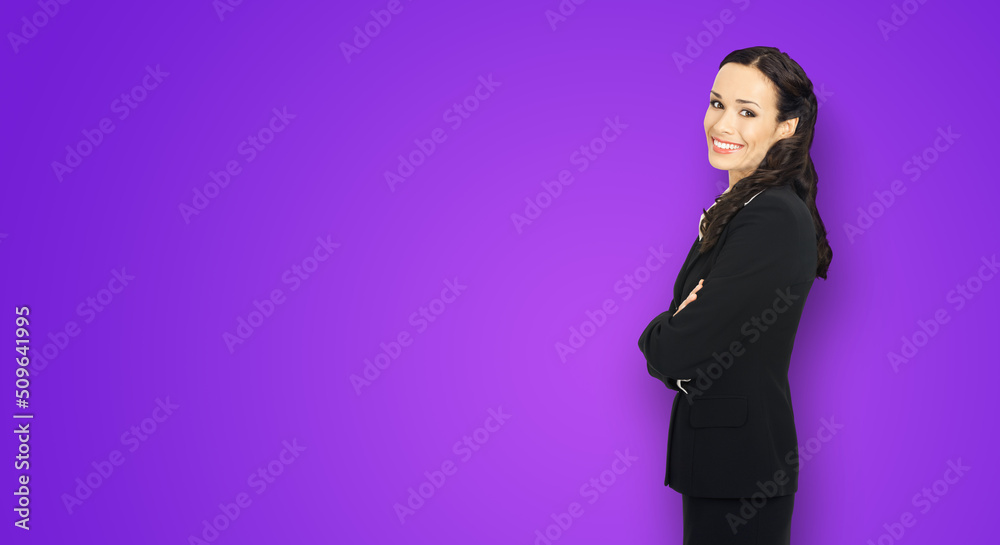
[712,119,737,137]
[711,109,743,136]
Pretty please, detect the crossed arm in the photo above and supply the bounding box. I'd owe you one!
[637,198,802,390]
[646,281,702,392]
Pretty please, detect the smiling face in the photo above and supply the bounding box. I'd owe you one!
[704,62,798,187]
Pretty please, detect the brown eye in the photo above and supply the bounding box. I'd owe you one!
[711,100,755,118]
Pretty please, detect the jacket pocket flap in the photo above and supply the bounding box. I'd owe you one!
[689,396,748,428]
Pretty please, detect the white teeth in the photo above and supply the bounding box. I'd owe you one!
[714,138,743,150]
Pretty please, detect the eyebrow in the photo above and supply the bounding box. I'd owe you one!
[710,90,760,108]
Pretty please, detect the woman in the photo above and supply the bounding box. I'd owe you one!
[637,46,833,544]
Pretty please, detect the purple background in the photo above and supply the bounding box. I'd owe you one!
[2,0,997,543]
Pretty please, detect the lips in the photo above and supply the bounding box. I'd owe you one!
[711,137,744,153]
[712,136,744,147]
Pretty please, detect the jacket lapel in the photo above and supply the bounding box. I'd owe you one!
[672,235,706,308]
[671,188,766,305]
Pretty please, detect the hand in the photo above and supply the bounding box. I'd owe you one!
[673,279,703,316]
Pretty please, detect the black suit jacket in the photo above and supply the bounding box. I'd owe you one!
[637,182,817,498]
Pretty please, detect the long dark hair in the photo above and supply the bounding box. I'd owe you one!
[697,46,833,280]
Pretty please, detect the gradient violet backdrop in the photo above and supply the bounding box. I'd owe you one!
[2,0,997,543]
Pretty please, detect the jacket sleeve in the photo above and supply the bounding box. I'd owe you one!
[645,300,684,390]
[637,197,805,382]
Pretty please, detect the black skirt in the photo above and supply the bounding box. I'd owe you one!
[681,493,794,545]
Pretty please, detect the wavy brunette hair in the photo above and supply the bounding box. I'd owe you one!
[697,46,833,279]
